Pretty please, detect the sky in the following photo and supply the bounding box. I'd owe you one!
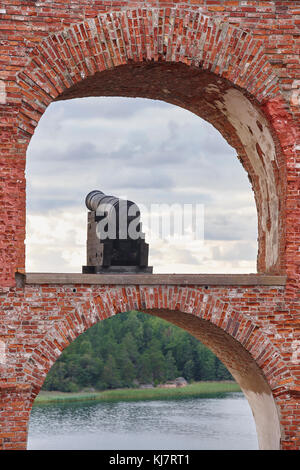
[25,96,258,274]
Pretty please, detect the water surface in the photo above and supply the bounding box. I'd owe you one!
[28,392,258,450]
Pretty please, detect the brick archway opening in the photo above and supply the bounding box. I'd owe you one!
[24,61,285,276]
[26,93,259,275]
[27,305,281,450]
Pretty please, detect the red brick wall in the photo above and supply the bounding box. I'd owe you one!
[0,0,299,451]
[0,281,299,449]
[0,1,299,287]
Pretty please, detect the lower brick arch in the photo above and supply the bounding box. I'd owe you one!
[23,285,290,450]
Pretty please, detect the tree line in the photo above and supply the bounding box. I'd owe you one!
[42,310,232,392]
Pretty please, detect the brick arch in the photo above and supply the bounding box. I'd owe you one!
[24,285,291,450]
[15,6,288,276]
[17,7,281,127]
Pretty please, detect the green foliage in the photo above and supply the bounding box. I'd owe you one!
[42,311,232,392]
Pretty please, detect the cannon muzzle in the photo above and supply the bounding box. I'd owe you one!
[85,190,139,218]
[85,190,115,212]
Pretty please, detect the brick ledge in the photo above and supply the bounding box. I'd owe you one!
[23,273,287,286]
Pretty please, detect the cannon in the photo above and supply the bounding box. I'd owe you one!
[82,190,153,274]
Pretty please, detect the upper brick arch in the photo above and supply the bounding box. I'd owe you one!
[17,7,281,136]
[15,7,288,276]
[22,284,289,450]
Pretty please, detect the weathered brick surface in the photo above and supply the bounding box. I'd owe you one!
[0,1,299,286]
[0,280,299,449]
[0,0,299,450]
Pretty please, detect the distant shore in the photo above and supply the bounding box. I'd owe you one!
[33,381,241,406]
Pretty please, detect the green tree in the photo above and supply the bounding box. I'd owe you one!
[121,332,139,363]
[165,351,178,381]
[101,354,121,389]
[138,351,154,384]
[149,350,166,384]
[117,347,136,387]
[183,359,194,381]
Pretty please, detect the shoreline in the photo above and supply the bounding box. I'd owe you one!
[33,381,241,406]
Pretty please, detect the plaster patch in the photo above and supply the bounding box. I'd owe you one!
[88,18,97,37]
[204,84,220,94]
[0,80,6,104]
[215,88,279,270]
[243,389,281,450]
[291,340,300,364]
[291,80,300,107]
[0,340,6,363]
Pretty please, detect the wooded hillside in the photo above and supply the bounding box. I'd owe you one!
[42,311,232,392]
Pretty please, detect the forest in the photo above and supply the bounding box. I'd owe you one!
[42,310,232,392]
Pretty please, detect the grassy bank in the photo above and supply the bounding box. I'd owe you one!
[33,381,241,406]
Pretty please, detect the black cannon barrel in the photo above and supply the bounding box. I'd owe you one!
[85,190,113,212]
[85,190,140,218]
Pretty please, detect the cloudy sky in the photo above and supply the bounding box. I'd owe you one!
[25,96,258,274]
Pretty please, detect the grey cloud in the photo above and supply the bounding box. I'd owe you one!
[29,138,186,171]
[29,141,99,164]
[204,211,257,241]
[26,248,74,273]
[48,96,168,122]
[27,198,80,213]
[135,191,212,205]
[109,170,174,190]
[29,96,249,198]
[150,246,200,265]
[28,137,248,199]
[84,96,168,119]
[26,166,175,215]
[211,241,257,262]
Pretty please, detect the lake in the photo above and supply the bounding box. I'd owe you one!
[28,392,258,450]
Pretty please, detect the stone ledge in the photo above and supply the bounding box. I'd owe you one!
[24,273,287,286]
